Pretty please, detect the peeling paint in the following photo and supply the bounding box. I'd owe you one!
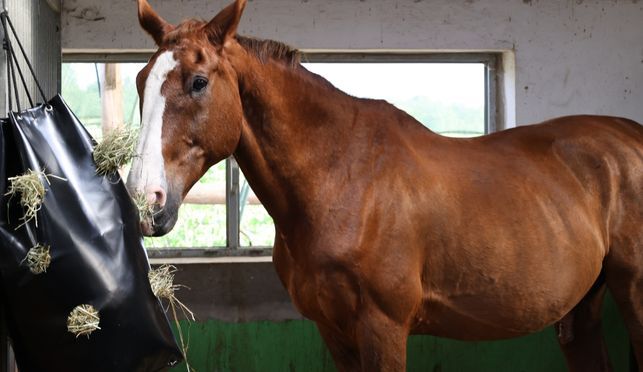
[65,5,105,21]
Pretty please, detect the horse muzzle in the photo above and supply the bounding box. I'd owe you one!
[140,199,180,237]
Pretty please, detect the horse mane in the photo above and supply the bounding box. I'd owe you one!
[235,36,301,68]
[166,19,301,68]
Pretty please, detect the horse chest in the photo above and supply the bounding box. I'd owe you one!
[273,238,361,324]
[272,237,325,319]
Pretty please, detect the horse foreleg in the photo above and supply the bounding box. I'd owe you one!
[556,275,613,372]
[316,323,361,372]
[355,309,409,372]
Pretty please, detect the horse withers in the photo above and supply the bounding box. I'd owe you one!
[127,1,643,370]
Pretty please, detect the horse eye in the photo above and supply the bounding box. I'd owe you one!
[192,77,208,93]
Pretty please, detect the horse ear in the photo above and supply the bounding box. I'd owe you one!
[205,0,247,46]
[138,0,174,46]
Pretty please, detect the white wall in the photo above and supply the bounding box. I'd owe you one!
[61,0,643,126]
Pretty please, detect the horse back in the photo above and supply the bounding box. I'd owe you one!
[483,115,642,240]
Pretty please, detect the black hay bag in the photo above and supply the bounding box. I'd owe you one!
[0,95,182,371]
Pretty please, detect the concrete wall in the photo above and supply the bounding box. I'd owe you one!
[166,261,301,322]
[62,0,643,125]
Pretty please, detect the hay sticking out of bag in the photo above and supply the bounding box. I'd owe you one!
[149,265,194,372]
[23,244,51,274]
[93,127,138,175]
[148,265,195,321]
[149,264,177,299]
[67,304,101,338]
[133,192,156,222]
[5,169,47,226]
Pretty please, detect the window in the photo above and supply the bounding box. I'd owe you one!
[62,53,497,257]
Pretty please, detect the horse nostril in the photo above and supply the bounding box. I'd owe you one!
[145,186,167,208]
[154,190,167,208]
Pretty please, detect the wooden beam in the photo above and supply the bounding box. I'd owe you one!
[184,183,261,206]
[100,63,124,135]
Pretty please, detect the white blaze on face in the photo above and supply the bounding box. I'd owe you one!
[128,51,178,203]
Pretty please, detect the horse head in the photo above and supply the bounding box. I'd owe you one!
[127,0,247,236]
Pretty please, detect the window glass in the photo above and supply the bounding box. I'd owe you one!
[61,63,103,138]
[145,163,227,248]
[63,60,487,251]
[302,62,486,137]
[239,172,274,247]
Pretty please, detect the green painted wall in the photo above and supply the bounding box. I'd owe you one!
[170,294,632,372]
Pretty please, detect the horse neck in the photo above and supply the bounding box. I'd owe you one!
[231,55,362,230]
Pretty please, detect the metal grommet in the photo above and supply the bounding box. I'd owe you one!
[45,104,53,112]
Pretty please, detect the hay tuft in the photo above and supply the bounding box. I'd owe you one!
[5,169,47,226]
[133,192,156,222]
[149,264,178,299]
[148,265,194,321]
[67,304,101,338]
[149,265,195,371]
[93,127,139,175]
[5,169,64,227]
[23,243,51,274]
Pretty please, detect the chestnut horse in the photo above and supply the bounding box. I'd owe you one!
[127,0,643,370]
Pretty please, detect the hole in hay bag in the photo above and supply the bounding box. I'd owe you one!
[0,97,182,371]
[0,99,183,371]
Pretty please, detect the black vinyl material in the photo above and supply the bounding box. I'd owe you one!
[0,95,181,371]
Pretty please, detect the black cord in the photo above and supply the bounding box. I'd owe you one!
[3,11,47,103]
[7,40,34,107]
[8,49,21,111]
[1,12,11,111]
[0,12,20,111]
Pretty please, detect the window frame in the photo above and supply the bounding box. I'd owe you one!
[62,51,500,259]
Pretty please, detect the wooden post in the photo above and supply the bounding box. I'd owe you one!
[101,63,124,135]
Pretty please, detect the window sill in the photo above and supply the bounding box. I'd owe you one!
[149,256,272,265]
[146,247,273,264]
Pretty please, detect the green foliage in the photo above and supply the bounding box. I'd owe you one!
[393,96,485,137]
[240,205,275,247]
[61,64,102,137]
[144,204,227,248]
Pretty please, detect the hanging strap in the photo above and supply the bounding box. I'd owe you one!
[1,11,48,112]
[6,33,32,109]
[2,13,18,111]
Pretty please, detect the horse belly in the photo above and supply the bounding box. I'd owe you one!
[416,233,605,340]
[414,186,606,340]
[414,283,577,340]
